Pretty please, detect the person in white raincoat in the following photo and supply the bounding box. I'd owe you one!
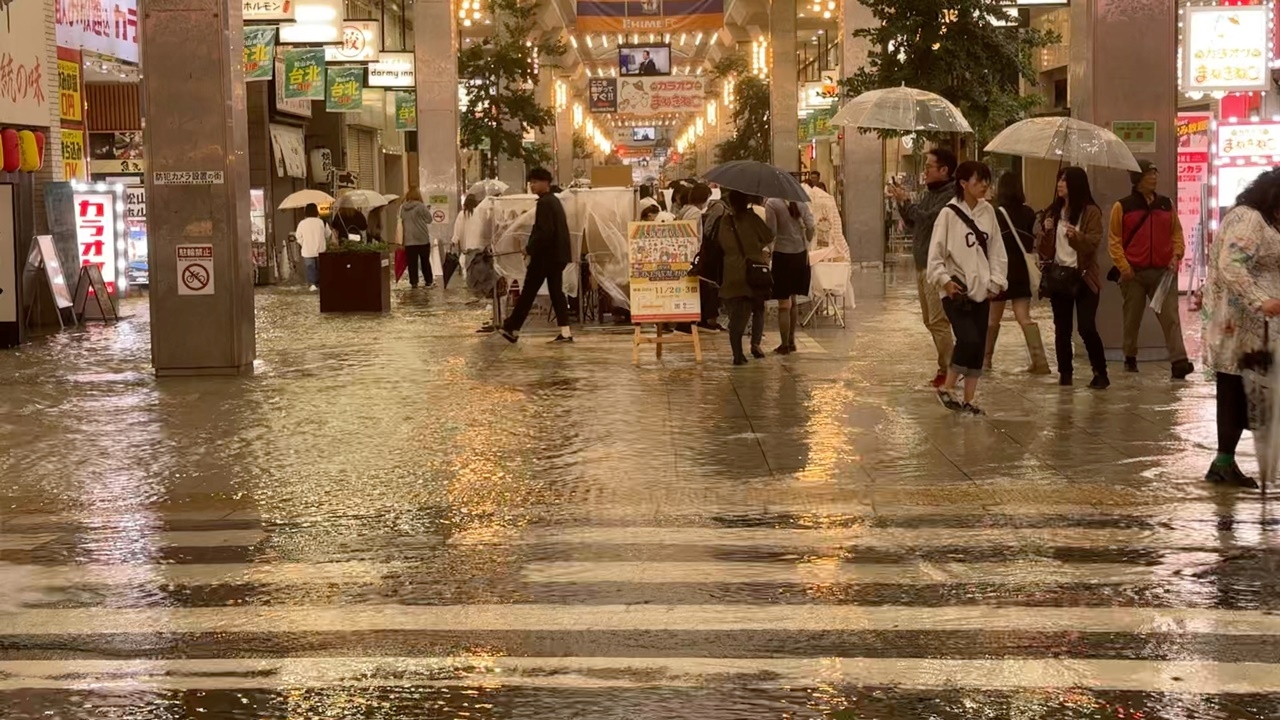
[1201,168,1280,489]
[927,161,1008,416]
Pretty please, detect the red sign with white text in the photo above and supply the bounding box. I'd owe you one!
[74,192,119,294]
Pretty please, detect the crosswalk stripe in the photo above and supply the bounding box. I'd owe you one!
[0,657,1276,694]
[4,604,1278,636]
[449,525,1268,549]
[520,561,1155,584]
[1,562,405,587]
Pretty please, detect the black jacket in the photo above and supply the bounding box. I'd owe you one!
[527,192,572,265]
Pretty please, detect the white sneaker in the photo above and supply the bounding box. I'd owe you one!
[308,285,318,292]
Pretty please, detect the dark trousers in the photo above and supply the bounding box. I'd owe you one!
[504,258,570,332]
[941,297,990,377]
[700,282,721,324]
[405,244,433,287]
[726,296,764,361]
[1049,285,1107,377]
[1217,372,1248,455]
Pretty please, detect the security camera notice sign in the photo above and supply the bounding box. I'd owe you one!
[177,244,215,295]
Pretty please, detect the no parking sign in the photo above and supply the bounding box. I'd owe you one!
[177,244,215,295]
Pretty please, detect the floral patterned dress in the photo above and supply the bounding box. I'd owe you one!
[1202,206,1280,375]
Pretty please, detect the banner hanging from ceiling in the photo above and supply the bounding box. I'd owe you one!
[616,77,706,116]
[576,0,724,33]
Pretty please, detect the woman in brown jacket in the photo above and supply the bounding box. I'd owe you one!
[1036,166,1110,388]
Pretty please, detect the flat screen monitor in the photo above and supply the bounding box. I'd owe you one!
[632,127,657,143]
[619,45,671,76]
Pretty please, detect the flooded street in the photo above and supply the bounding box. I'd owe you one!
[1,271,1278,719]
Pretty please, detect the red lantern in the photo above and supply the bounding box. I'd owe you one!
[0,129,19,173]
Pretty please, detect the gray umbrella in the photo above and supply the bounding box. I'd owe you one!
[703,161,810,203]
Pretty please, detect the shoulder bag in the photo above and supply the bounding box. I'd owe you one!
[1039,212,1083,298]
[996,206,1040,295]
[728,213,773,297]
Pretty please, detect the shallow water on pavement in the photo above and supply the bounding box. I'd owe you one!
[1,272,1277,718]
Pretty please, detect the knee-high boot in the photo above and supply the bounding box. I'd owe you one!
[1022,323,1052,375]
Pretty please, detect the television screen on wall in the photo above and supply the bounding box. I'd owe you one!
[619,45,671,76]
[632,127,657,143]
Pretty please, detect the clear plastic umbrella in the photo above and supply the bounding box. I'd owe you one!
[1242,321,1279,495]
[335,189,390,210]
[831,86,973,133]
[468,179,510,199]
[277,189,335,210]
[984,117,1141,172]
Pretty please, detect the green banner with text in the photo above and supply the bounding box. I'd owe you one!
[283,48,325,100]
[394,91,417,130]
[243,27,276,81]
[326,66,364,112]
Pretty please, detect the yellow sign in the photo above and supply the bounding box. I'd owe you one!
[58,59,82,123]
[1182,6,1269,93]
[61,128,88,182]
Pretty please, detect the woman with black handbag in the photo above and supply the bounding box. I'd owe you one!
[718,190,773,365]
[1037,166,1109,389]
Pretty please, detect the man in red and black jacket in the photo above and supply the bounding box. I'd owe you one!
[1107,160,1193,380]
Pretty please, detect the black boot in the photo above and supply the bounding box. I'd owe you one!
[1206,461,1259,489]
[1124,357,1139,373]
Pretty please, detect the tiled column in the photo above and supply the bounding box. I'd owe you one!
[769,0,799,172]
[840,0,884,265]
[1070,0,1177,359]
[140,0,255,376]
[415,0,461,232]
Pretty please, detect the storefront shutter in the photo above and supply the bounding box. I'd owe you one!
[346,126,377,190]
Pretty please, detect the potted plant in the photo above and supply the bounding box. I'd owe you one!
[318,239,392,313]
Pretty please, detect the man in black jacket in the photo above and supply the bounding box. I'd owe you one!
[501,168,574,344]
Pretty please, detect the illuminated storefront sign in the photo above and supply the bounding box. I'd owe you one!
[367,52,414,88]
[324,20,381,63]
[1182,5,1270,93]
[1215,121,1280,161]
[55,0,139,63]
[73,189,125,295]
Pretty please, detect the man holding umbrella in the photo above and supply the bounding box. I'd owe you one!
[890,148,958,387]
[501,168,574,344]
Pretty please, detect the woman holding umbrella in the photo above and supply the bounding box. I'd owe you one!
[718,189,773,365]
[1202,169,1280,489]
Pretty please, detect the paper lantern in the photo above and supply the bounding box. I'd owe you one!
[31,131,45,171]
[17,130,40,172]
[0,129,18,173]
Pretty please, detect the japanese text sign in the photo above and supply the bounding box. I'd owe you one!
[1183,6,1270,93]
[1216,122,1280,161]
[274,55,313,117]
[73,191,119,294]
[55,0,139,64]
[325,20,381,63]
[243,0,294,21]
[58,52,83,123]
[628,220,701,323]
[326,66,364,112]
[588,78,618,113]
[1,1,50,127]
[394,91,417,130]
[283,48,325,99]
[244,27,277,81]
[617,78,706,116]
[1111,121,1157,154]
[61,129,88,182]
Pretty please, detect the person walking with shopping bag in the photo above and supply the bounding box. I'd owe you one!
[927,161,1008,415]
[1108,160,1194,379]
[986,173,1051,374]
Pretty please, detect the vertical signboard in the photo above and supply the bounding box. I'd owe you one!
[58,49,84,124]
[283,48,326,99]
[243,27,277,81]
[61,129,89,182]
[73,191,121,294]
[1176,113,1211,292]
[0,2,52,127]
[627,220,701,322]
[394,91,417,130]
[326,66,364,112]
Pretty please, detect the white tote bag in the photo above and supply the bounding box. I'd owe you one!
[997,207,1041,297]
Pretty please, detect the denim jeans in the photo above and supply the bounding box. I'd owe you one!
[303,257,319,286]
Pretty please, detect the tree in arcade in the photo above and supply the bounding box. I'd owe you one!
[712,54,771,164]
[843,0,1058,146]
[457,0,566,176]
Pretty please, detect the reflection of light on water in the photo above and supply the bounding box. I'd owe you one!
[796,381,859,484]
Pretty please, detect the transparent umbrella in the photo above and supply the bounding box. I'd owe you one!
[831,86,973,133]
[277,189,335,210]
[468,179,510,199]
[984,117,1141,171]
[335,189,390,210]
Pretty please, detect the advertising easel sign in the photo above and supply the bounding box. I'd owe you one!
[628,220,701,322]
[176,244,215,295]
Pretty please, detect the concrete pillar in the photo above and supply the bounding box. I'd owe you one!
[555,78,574,184]
[1069,0,1176,360]
[839,0,884,265]
[769,0,799,172]
[140,0,255,376]
[414,0,460,230]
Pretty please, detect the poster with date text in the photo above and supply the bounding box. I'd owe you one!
[1175,113,1210,292]
[627,220,700,323]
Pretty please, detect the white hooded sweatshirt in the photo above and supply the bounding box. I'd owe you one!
[926,198,1009,302]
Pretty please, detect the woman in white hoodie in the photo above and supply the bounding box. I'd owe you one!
[927,161,1009,415]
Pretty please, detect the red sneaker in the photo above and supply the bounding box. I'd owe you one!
[930,373,947,388]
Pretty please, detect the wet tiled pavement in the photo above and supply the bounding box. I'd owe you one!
[1,269,1277,719]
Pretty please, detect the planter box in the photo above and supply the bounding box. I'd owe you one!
[318,251,391,313]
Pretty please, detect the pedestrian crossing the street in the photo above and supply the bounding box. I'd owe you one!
[2,499,1279,719]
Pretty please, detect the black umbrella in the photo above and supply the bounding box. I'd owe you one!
[703,160,810,203]
[442,249,461,289]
